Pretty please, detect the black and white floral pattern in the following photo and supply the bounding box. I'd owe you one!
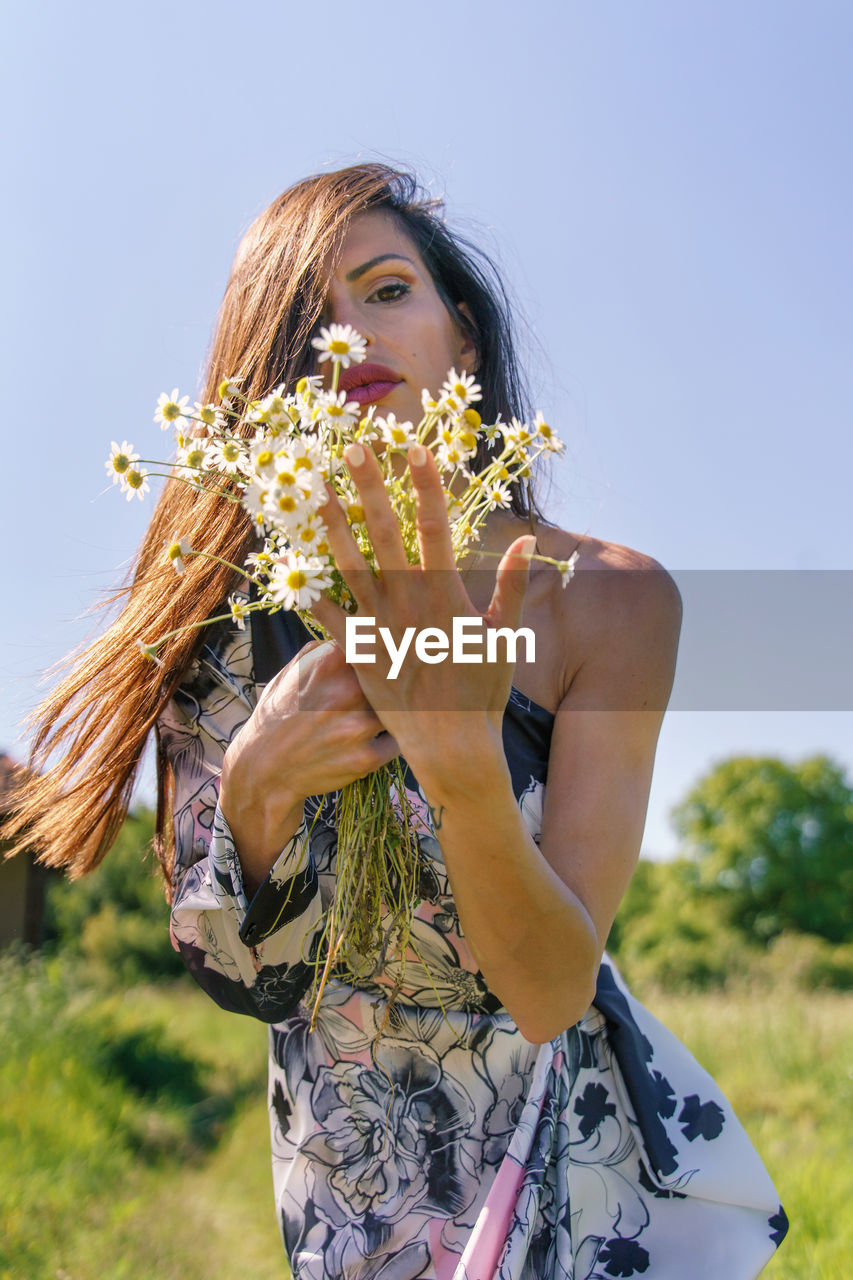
[157,612,788,1279]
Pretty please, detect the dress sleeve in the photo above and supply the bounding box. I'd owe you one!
[157,621,325,1023]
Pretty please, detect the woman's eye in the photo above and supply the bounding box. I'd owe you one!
[368,281,410,303]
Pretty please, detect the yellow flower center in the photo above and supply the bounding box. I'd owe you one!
[329,339,350,355]
[463,408,481,429]
[294,456,312,471]
[276,495,297,512]
[127,470,144,489]
[458,431,477,452]
[112,453,130,473]
[300,526,317,542]
[276,470,296,487]
[286,569,307,590]
[185,449,205,469]
[222,442,240,462]
[163,401,181,421]
[256,449,274,468]
[538,422,552,438]
[167,543,183,561]
[200,405,217,425]
[391,427,407,443]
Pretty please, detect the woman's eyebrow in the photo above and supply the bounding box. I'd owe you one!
[345,253,416,282]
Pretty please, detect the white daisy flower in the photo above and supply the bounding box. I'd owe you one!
[451,517,481,547]
[435,440,473,477]
[312,389,360,431]
[176,439,211,481]
[532,412,565,454]
[154,389,191,431]
[137,640,164,667]
[163,535,192,576]
[377,413,416,451]
[440,368,482,411]
[252,388,292,431]
[249,435,278,477]
[556,549,580,587]
[287,434,325,478]
[263,485,314,536]
[207,436,248,476]
[105,441,139,484]
[485,481,512,511]
[217,377,243,405]
[310,323,367,368]
[502,418,535,452]
[229,593,250,631]
[192,402,225,434]
[265,550,333,610]
[270,447,318,498]
[241,478,271,519]
[291,513,329,553]
[122,467,150,501]
[246,547,277,579]
[354,405,379,442]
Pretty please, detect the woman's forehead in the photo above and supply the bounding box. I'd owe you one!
[333,209,423,277]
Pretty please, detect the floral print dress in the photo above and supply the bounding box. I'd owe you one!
[159,608,788,1280]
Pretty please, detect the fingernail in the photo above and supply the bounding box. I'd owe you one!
[344,443,365,468]
[519,535,537,560]
[409,444,427,468]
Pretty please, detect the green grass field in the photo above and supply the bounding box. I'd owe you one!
[1,955,849,1279]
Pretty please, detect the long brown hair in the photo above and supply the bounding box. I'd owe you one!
[3,163,544,889]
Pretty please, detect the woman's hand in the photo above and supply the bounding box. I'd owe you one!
[220,638,400,893]
[310,441,536,786]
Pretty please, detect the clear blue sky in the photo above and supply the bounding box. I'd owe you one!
[3,0,851,856]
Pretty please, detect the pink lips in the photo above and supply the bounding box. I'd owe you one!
[338,362,402,406]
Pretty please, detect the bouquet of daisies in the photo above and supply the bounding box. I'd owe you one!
[106,325,576,1024]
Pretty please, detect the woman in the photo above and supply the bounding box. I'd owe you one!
[8,165,786,1278]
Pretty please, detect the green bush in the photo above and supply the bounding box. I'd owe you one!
[607,858,759,991]
[44,806,186,984]
[757,931,853,992]
[671,754,853,944]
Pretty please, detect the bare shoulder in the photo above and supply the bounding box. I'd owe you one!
[529,523,683,709]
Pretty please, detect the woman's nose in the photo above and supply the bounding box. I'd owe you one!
[325,291,372,346]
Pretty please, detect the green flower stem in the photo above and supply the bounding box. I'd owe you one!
[184,550,266,587]
[138,600,270,656]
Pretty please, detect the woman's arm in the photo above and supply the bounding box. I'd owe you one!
[160,625,327,1022]
[410,559,682,1043]
[311,444,682,1043]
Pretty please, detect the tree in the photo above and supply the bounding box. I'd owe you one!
[45,806,186,983]
[670,754,853,943]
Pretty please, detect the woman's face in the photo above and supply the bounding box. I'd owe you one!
[318,210,477,424]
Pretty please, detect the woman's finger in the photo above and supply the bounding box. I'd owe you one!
[483,535,537,632]
[342,443,410,573]
[408,443,456,573]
